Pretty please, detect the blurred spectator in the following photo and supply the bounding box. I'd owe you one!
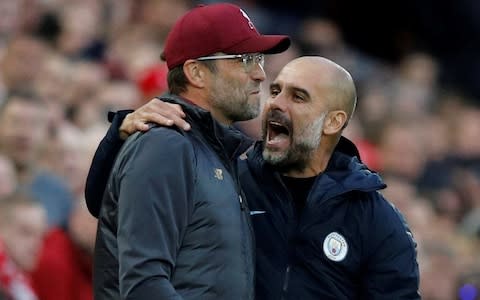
[0,192,47,300]
[65,61,108,130]
[47,122,108,201]
[0,35,48,96]
[29,113,104,300]
[0,91,73,228]
[449,106,480,171]
[56,1,104,60]
[135,64,168,102]
[377,120,427,185]
[343,116,381,170]
[456,169,480,236]
[0,154,16,199]
[297,17,383,89]
[34,53,72,130]
[420,240,459,300]
[96,80,142,111]
[31,201,97,300]
[388,52,439,118]
[105,30,164,81]
[137,0,192,42]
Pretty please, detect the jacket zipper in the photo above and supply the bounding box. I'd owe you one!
[239,194,245,210]
[274,173,298,300]
[281,265,291,299]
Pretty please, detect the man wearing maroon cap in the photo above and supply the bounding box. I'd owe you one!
[92,3,290,300]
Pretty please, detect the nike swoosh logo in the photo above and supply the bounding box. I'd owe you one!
[250,210,266,215]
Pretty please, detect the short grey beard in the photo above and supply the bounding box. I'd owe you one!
[263,112,326,173]
[209,76,260,122]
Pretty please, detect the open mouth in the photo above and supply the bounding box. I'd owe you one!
[267,121,290,141]
[265,117,291,151]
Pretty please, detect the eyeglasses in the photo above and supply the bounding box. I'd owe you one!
[196,53,265,72]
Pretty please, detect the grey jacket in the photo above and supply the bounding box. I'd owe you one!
[93,95,255,299]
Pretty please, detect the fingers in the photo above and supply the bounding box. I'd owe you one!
[143,111,190,131]
[139,100,190,130]
[133,120,151,131]
[118,99,192,140]
[161,103,190,130]
[118,114,137,139]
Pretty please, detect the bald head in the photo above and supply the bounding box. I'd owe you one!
[262,56,358,176]
[282,56,357,124]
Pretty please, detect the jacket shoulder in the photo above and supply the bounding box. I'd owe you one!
[114,126,196,178]
[355,191,417,258]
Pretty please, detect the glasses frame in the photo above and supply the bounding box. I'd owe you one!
[196,53,265,72]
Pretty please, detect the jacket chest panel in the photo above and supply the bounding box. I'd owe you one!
[253,192,364,280]
[182,150,246,247]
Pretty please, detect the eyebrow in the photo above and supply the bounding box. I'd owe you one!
[269,83,280,90]
[271,82,311,100]
[291,87,310,99]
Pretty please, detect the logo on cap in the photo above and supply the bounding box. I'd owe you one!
[240,9,255,30]
[323,232,348,262]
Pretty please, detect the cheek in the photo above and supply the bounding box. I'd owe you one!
[261,103,272,118]
[292,115,316,137]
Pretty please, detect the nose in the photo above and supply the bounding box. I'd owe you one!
[249,63,266,82]
[266,92,288,113]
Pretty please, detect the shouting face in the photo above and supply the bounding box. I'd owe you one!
[261,57,355,175]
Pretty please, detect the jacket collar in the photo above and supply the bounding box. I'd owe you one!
[157,94,253,161]
[247,136,386,199]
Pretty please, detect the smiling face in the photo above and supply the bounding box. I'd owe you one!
[261,57,356,175]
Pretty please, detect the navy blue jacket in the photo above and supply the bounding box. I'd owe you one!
[242,140,420,300]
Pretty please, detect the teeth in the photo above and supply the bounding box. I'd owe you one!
[269,121,282,126]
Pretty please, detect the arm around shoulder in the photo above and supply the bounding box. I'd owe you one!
[85,110,132,217]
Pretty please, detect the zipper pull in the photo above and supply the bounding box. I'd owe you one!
[239,195,245,210]
[282,265,291,293]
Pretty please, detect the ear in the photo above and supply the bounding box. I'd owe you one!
[323,110,348,135]
[183,59,207,88]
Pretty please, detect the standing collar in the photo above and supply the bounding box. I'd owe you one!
[157,94,254,160]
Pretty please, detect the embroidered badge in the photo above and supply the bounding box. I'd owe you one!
[323,232,348,262]
[214,168,223,180]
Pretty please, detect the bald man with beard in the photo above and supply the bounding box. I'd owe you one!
[86,56,420,300]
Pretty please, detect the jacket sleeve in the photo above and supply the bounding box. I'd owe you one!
[84,110,132,217]
[362,196,421,300]
[117,128,195,299]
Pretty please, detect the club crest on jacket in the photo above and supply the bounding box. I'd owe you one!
[323,232,348,262]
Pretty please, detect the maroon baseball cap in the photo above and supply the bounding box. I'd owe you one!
[162,3,291,70]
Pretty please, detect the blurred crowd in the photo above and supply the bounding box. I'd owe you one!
[0,0,478,299]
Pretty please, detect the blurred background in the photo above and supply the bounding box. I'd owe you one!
[0,0,478,299]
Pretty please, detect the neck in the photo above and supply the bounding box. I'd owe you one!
[281,138,336,178]
[282,154,329,178]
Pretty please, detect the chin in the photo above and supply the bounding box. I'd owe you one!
[262,149,286,165]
